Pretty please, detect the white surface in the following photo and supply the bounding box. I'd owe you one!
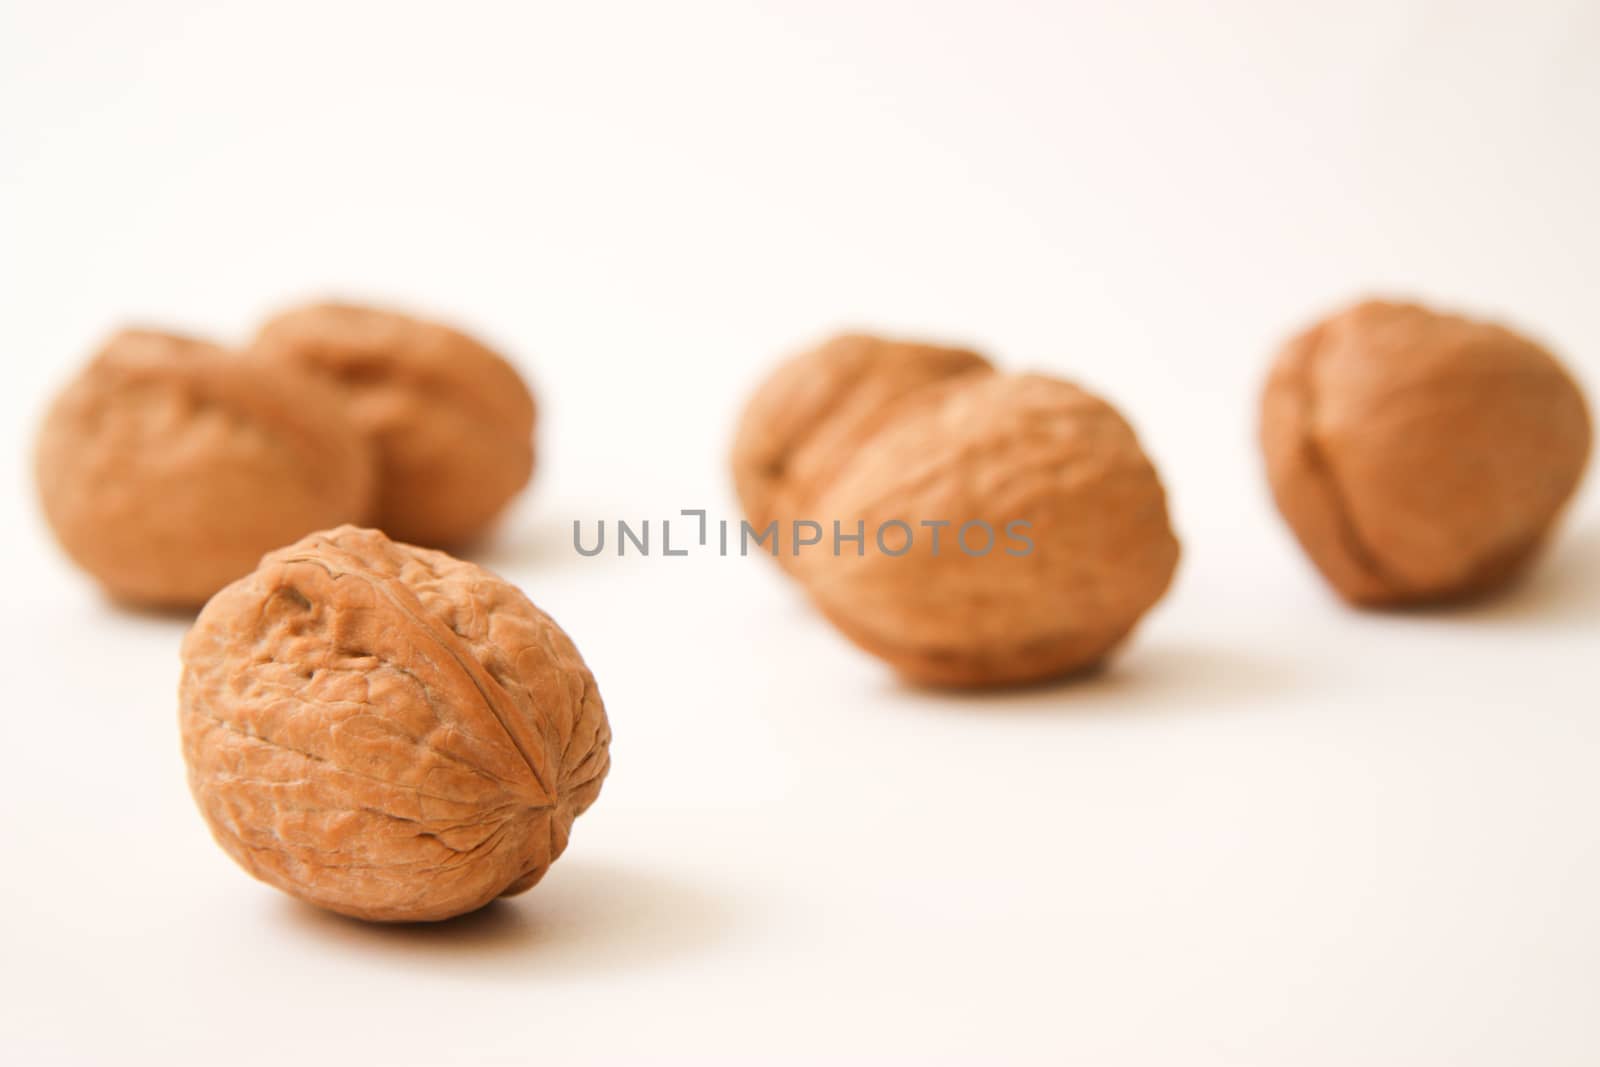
[3,2,1598,1064]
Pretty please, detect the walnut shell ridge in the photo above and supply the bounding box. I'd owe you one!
[254,302,536,548]
[794,373,1181,687]
[35,330,374,608]
[179,526,611,922]
[1261,299,1592,606]
[731,333,994,572]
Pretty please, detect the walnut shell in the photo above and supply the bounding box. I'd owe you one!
[253,303,536,548]
[178,526,611,922]
[1261,299,1592,606]
[731,333,993,571]
[793,373,1180,687]
[35,330,374,608]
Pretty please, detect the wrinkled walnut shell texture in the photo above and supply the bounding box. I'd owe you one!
[254,304,536,548]
[731,334,994,572]
[36,330,374,608]
[795,373,1180,686]
[179,526,610,922]
[1261,300,1592,605]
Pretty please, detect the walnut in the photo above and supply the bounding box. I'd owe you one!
[731,333,993,571]
[35,330,374,608]
[1261,299,1592,606]
[178,526,611,922]
[734,335,1180,687]
[253,302,536,548]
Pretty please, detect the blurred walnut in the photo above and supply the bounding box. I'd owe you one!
[731,332,1180,688]
[179,526,611,923]
[1261,299,1592,606]
[790,373,1180,687]
[35,330,374,608]
[254,302,536,548]
[731,333,993,571]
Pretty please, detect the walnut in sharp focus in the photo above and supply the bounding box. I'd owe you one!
[733,333,1180,687]
[179,525,611,923]
[1261,299,1592,606]
[35,330,374,608]
[731,333,994,571]
[253,302,536,548]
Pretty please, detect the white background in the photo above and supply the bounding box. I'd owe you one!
[3,2,1598,1064]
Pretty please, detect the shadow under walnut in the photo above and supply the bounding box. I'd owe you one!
[274,860,742,974]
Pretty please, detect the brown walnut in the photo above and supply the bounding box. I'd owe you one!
[35,330,374,608]
[791,373,1180,687]
[179,526,611,922]
[733,331,1181,687]
[730,333,994,571]
[254,302,536,548]
[1261,299,1592,606]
